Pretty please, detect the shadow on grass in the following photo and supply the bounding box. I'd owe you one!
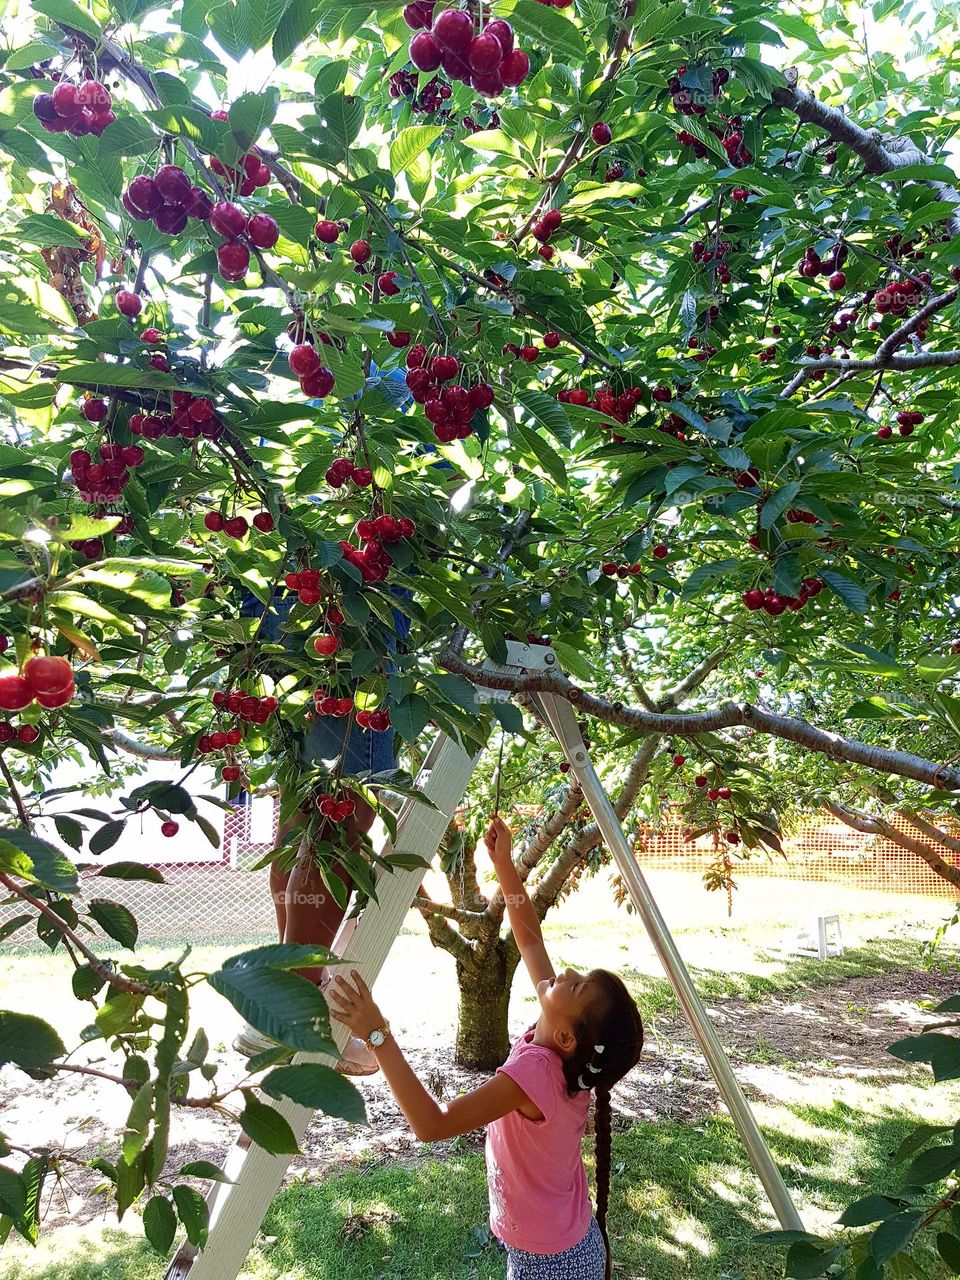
[1,1097,940,1280]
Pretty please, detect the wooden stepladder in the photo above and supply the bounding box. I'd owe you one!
[166,643,802,1280]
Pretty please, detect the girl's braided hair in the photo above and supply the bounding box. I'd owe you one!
[562,970,644,1280]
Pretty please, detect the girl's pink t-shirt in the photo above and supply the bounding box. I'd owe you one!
[485,1024,593,1254]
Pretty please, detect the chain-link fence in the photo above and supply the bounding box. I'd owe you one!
[5,796,957,948]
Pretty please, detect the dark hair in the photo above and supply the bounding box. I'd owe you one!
[561,969,644,1280]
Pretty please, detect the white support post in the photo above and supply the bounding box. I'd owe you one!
[165,731,479,1280]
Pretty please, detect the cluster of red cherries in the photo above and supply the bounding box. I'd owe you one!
[530,208,563,259]
[668,65,729,117]
[691,237,733,286]
[389,69,454,117]
[677,122,751,169]
[404,348,493,442]
[207,115,272,194]
[283,568,335,607]
[556,383,645,425]
[742,577,825,615]
[326,458,373,489]
[33,78,115,137]
[877,409,924,439]
[0,722,40,747]
[204,510,275,537]
[69,440,145,506]
[339,513,417,583]
[288,342,336,399]
[122,165,213,235]
[874,276,928,326]
[130,389,225,441]
[317,791,359,821]
[405,6,529,97]
[0,656,76,713]
[209,199,280,282]
[798,241,848,292]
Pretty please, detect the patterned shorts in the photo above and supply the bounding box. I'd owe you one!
[505,1217,606,1279]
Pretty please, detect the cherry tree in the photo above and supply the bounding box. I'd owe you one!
[0,0,959,1263]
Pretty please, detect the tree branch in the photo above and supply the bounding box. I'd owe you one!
[439,650,960,790]
[826,801,960,889]
[657,646,728,711]
[411,891,489,927]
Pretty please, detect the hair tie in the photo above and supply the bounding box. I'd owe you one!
[594,1043,605,1054]
[577,1073,590,1090]
[587,1062,602,1073]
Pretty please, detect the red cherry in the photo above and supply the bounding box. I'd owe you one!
[313,634,340,657]
[378,271,401,296]
[672,754,685,767]
[591,122,612,145]
[601,561,617,576]
[743,588,764,610]
[0,677,34,712]
[217,241,249,278]
[222,765,241,782]
[300,367,335,397]
[253,511,275,532]
[154,164,191,203]
[289,343,321,376]
[469,33,503,73]
[141,328,163,344]
[483,18,513,55]
[52,82,82,119]
[718,786,732,799]
[204,511,225,532]
[247,214,279,249]
[350,239,372,264]
[224,516,249,539]
[694,775,708,788]
[22,656,73,696]
[433,8,474,54]
[116,290,142,317]
[410,31,443,70]
[652,544,668,559]
[876,425,893,439]
[315,219,340,243]
[707,788,720,802]
[211,201,249,238]
[82,398,107,422]
[828,271,846,291]
[161,821,179,837]
[500,48,529,86]
[17,725,40,745]
[543,332,561,349]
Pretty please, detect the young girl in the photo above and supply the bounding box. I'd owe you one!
[328,814,645,1280]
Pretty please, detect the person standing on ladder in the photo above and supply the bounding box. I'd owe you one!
[327,816,645,1280]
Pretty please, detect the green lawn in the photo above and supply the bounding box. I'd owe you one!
[1,881,956,1279]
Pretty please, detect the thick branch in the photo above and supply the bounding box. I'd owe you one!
[658,646,728,711]
[898,811,960,857]
[827,801,960,889]
[411,892,489,927]
[486,782,584,923]
[771,84,960,234]
[414,901,476,964]
[439,651,960,790]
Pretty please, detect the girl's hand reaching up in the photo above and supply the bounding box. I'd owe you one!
[484,814,513,867]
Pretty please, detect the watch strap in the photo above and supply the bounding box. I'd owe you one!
[364,1020,390,1050]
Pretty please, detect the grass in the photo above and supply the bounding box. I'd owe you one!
[1,883,956,1280]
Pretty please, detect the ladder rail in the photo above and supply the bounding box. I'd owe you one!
[533,686,805,1232]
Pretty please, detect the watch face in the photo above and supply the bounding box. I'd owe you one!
[370,1030,385,1046]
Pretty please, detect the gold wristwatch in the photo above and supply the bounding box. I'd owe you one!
[364,1021,391,1050]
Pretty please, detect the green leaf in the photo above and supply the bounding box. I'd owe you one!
[681,559,739,599]
[937,1232,960,1273]
[229,89,280,151]
[122,1082,153,1163]
[760,481,802,530]
[16,213,89,248]
[89,821,127,856]
[239,1091,300,1155]
[172,1184,209,1248]
[839,1195,905,1227]
[319,92,364,156]
[462,129,523,160]
[905,1142,960,1185]
[145,106,225,156]
[92,862,166,883]
[516,389,571,446]
[870,1212,922,1264]
[179,1160,233,1182]
[0,1167,27,1222]
[273,0,324,61]
[208,0,251,58]
[390,125,443,176]
[245,0,294,49]
[53,815,83,852]
[32,0,100,38]
[143,1194,177,1254]
[512,421,567,487]
[509,0,585,62]
[820,569,869,614]
[88,899,139,949]
[261,1062,367,1122]
[391,693,433,743]
[208,953,337,1052]
[785,1241,842,1278]
[0,829,78,893]
[0,1011,65,1070]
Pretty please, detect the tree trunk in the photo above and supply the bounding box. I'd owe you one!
[454,935,522,1070]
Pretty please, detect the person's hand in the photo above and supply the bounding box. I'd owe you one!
[484,814,513,866]
[326,969,385,1042]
